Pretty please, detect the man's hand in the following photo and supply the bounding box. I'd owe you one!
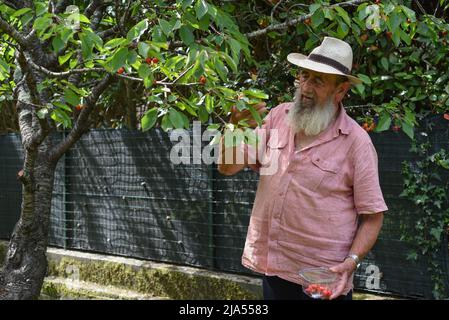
[328,259,356,300]
[229,102,267,128]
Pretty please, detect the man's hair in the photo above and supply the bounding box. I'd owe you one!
[335,75,349,85]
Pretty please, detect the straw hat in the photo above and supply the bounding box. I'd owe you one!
[287,37,361,85]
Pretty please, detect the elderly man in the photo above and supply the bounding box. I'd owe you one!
[218,37,388,300]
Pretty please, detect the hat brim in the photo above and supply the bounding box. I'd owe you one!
[287,53,362,85]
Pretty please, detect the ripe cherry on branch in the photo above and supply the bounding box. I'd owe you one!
[75,104,84,111]
[199,76,207,85]
[117,67,125,74]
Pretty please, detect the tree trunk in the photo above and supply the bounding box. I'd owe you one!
[0,140,56,300]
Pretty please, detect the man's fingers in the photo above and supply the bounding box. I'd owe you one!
[330,274,348,300]
[254,102,267,109]
[247,120,258,128]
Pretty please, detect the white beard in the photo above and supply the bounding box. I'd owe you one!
[287,88,337,136]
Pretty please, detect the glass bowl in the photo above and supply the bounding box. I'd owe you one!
[298,267,338,300]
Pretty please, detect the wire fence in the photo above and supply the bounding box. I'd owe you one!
[0,116,448,299]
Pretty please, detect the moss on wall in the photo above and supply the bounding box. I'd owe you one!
[47,258,261,300]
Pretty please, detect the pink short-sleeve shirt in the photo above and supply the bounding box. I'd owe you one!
[241,102,388,295]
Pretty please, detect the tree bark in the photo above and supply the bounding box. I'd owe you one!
[0,139,56,300]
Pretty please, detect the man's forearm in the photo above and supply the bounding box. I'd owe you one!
[348,212,384,261]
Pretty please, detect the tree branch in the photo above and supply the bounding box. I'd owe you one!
[49,74,113,163]
[25,56,104,78]
[0,16,30,49]
[246,0,369,38]
[53,0,71,14]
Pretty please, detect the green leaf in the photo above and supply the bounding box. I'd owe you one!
[336,21,349,38]
[64,88,80,107]
[52,36,65,53]
[334,7,351,26]
[0,57,10,73]
[195,0,209,20]
[311,9,324,28]
[213,57,228,82]
[182,0,195,11]
[309,3,321,14]
[159,19,173,37]
[228,38,241,60]
[247,104,262,126]
[243,89,269,99]
[80,32,96,60]
[11,7,32,18]
[380,57,389,71]
[205,94,214,113]
[357,74,372,85]
[33,16,52,33]
[179,25,195,45]
[220,52,238,73]
[161,113,173,131]
[198,105,209,123]
[78,14,91,24]
[127,19,149,41]
[400,5,416,21]
[430,228,441,241]
[37,108,49,119]
[53,101,72,113]
[169,108,185,129]
[105,37,129,49]
[401,120,414,139]
[141,108,158,131]
[399,29,411,46]
[51,109,72,128]
[110,47,129,71]
[138,64,151,79]
[375,114,392,132]
[138,42,150,58]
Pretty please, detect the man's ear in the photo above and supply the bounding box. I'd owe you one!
[334,82,351,104]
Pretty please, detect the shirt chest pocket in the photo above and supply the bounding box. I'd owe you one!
[293,154,340,192]
[260,135,288,175]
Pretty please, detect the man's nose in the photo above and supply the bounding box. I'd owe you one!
[301,78,314,93]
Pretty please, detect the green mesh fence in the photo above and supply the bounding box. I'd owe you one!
[0,116,448,299]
